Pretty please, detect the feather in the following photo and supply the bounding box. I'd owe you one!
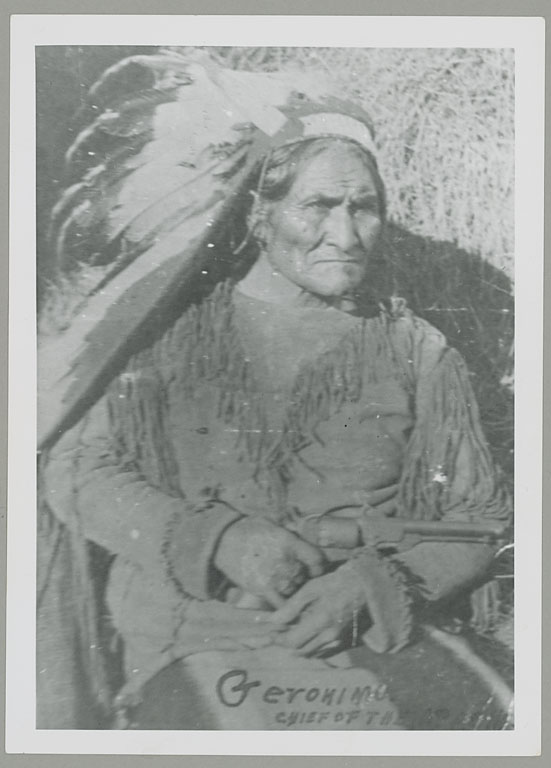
[65,111,123,165]
[48,170,106,259]
[53,138,249,273]
[39,130,272,449]
[54,199,93,267]
[87,52,193,100]
[56,153,224,268]
[66,88,181,168]
[64,127,154,185]
[50,165,106,229]
[54,63,261,271]
[90,89,181,139]
[110,158,228,243]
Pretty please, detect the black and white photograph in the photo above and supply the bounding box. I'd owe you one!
[6,14,544,756]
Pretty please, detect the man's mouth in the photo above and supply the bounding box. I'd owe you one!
[313,258,360,265]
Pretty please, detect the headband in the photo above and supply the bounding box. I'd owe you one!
[299,112,378,158]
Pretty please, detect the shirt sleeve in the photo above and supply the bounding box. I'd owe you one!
[41,396,243,600]
[392,316,512,602]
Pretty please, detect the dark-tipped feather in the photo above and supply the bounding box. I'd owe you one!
[87,52,193,101]
[39,130,271,450]
[66,88,180,168]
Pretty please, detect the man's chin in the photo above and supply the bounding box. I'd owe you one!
[303,271,364,299]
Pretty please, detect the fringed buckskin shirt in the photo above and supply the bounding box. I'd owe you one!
[42,281,511,701]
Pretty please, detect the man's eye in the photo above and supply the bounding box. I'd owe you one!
[351,202,379,215]
[306,200,329,210]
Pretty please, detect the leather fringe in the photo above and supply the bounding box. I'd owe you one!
[106,281,411,494]
[397,346,511,523]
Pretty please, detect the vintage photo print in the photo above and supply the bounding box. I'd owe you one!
[7,14,544,756]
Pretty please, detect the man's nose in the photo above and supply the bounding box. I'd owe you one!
[324,204,360,251]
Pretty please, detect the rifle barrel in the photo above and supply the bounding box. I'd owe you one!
[295,515,508,550]
[400,520,507,539]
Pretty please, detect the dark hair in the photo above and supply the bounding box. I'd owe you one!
[258,137,386,220]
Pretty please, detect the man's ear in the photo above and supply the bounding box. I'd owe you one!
[247,193,272,248]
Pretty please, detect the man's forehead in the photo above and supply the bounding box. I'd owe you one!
[291,148,377,195]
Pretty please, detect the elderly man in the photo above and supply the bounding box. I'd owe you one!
[38,51,511,729]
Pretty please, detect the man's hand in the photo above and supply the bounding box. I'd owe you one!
[269,565,368,655]
[213,517,325,607]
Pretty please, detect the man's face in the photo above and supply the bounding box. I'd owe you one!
[263,144,383,298]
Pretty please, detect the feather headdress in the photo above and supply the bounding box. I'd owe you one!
[38,49,379,449]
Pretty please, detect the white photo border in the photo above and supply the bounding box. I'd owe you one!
[7,14,545,756]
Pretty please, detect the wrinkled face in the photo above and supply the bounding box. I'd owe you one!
[263,144,383,298]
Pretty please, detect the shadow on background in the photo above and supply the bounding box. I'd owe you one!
[370,224,514,483]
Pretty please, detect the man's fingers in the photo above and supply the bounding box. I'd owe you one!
[261,587,286,609]
[243,634,280,649]
[249,610,285,627]
[364,483,399,506]
[371,498,397,517]
[295,627,340,656]
[279,610,329,649]
[291,536,325,577]
[269,584,316,624]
